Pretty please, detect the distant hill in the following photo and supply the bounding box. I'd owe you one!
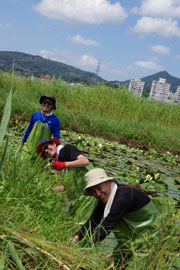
[0,51,180,92]
[117,71,180,92]
[0,51,105,83]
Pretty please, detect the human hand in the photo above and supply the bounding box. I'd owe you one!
[51,161,66,171]
[69,235,79,245]
[69,238,77,244]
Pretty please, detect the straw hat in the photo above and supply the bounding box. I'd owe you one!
[36,137,60,159]
[83,168,114,196]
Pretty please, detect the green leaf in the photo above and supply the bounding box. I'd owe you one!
[0,87,12,146]
[0,256,6,270]
[8,240,25,270]
[0,128,9,173]
[0,65,13,172]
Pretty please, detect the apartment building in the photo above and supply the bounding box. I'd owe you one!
[149,78,171,102]
[174,86,180,102]
[128,78,145,97]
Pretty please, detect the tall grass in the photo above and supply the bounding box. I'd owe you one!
[0,70,13,173]
[0,147,112,269]
[0,147,179,269]
[0,72,180,150]
[0,71,179,269]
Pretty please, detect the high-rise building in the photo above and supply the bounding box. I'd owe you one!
[128,78,145,97]
[168,91,176,103]
[149,78,171,102]
[174,86,180,102]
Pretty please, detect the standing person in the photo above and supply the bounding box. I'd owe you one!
[22,95,60,156]
[72,168,160,268]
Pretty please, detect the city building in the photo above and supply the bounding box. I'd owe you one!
[149,78,171,102]
[168,91,176,103]
[128,78,145,97]
[174,86,180,102]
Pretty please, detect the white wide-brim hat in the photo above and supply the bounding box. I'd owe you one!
[83,168,114,196]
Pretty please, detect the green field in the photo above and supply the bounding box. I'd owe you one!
[0,71,179,269]
[1,71,180,151]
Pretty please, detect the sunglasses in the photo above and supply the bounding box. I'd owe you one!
[41,144,49,155]
[42,143,53,155]
[42,101,53,106]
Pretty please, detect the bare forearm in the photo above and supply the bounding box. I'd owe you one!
[65,155,89,168]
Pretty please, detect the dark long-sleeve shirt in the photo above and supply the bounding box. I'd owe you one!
[77,184,150,243]
[58,144,82,161]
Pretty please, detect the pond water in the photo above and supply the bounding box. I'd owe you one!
[60,130,180,200]
[8,126,180,202]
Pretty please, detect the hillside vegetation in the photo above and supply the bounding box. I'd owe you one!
[1,51,180,92]
[0,51,104,83]
[0,71,180,152]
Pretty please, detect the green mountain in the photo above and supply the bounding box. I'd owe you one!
[118,71,180,92]
[0,51,179,92]
[0,51,105,83]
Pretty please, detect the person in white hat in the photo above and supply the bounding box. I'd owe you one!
[72,168,160,266]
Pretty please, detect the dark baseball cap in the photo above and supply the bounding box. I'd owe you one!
[39,94,56,109]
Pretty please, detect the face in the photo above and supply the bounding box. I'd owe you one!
[42,98,54,114]
[91,181,111,204]
[43,142,57,158]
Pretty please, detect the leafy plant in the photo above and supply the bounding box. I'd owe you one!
[0,68,13,172]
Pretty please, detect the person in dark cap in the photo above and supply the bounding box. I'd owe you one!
[36,138,90,191]
[36,137,89,170]
[22,95,60,155]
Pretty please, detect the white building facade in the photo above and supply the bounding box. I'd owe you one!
[149,78,171,102]
[128,78,145,97]
[174,86,180,102]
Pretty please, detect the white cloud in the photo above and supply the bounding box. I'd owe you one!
[39,48,69,62]
[68,35,99,47]
[135,57,161,70]
[139,0,180,18]
[39,48,99,72]
[38,48,162,80]
[133,17,180,38]
[78,54,99,68]
[38,48,162,81]
[149,45,171,54]
[34,0,127,24]
[39,48,73,65]
[39,49,49,59]
[77,57,131,80]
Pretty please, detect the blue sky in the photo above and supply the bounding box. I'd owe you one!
[1,0,180,81]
